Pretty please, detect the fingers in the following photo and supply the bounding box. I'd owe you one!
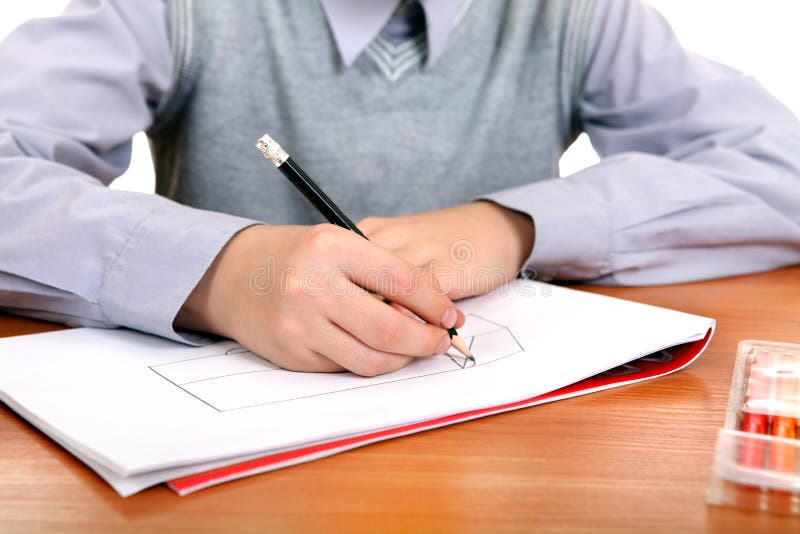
[401,258,466,325]
[313,321,415,377]
[370,259,465,327]
[346,252,458,328]
[388,301,418,319]
[320,231,460,329]
[327,281,452,357]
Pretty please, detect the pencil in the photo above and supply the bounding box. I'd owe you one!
[256,133,474,362]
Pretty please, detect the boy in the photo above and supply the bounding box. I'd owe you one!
[1,0,798,375]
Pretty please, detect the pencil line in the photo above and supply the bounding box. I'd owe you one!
[178,368,281,386]
[148,366,222,412]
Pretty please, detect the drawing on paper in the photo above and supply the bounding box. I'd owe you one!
[149,314,523,412]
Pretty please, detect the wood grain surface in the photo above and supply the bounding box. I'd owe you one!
[1,267,799,533]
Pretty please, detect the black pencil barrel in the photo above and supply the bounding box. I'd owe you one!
[279,157,366,238]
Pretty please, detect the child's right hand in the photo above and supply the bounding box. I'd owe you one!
[175,224,465,376]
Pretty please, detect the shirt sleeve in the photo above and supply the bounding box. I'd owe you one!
[483,0,800,285]
[0,0,256,342]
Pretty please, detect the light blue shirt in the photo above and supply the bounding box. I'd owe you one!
[0,0,798,343]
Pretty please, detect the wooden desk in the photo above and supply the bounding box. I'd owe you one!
[2,267,799,533]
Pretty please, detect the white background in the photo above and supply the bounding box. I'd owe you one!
[2,1,799,192]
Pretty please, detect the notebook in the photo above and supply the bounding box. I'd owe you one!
[0,280,714,496]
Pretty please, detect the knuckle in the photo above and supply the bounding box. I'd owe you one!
[272,316,303,342]
[283,275,310,300]
[375,320,404,348]
[392,269,413,296]
[305,224,342,255]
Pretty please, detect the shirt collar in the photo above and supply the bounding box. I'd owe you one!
[319,0,461,67]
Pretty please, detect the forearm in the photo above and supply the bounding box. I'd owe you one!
[483,0,800,285]
[485,144,800,284]
[0,149,256,341]
[0,0,255,341]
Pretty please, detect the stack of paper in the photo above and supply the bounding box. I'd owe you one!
[0,280,714,496]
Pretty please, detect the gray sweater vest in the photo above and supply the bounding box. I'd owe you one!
[149,0,597,225]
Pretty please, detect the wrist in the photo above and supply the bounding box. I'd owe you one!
[475,200,535,272]
[175,225,266,336]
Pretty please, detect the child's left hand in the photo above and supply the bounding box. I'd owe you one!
[358,201,535,300]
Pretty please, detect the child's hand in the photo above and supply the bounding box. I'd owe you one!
[358,201,535,300]
[176,224,465,376]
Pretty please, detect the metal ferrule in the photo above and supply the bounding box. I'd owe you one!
[255,133,289,167]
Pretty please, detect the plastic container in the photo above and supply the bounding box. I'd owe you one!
[707,340,800,514]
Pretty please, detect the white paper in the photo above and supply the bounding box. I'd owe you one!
[0,280,714,495]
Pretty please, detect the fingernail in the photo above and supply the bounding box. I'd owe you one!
[441,307,457,329]
[435,334,451,355]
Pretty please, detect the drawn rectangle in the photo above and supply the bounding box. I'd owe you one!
[152,349,278,385]
[157,315,523,411]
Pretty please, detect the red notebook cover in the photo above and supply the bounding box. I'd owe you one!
[167,328,713,495]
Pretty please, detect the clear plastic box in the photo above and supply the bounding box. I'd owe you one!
[707,340,800,514]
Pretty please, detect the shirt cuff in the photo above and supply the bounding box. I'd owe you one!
[97,203,257,344]
[481,176,612,281]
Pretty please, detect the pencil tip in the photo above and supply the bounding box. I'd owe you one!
[449,334,474,362]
